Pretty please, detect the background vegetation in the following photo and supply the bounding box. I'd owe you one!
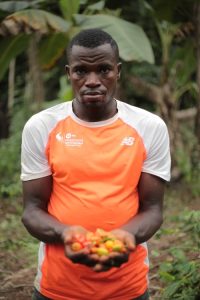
[0,0,199,299]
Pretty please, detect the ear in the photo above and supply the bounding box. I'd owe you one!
[65,65,70,80]
[117,63,122,80]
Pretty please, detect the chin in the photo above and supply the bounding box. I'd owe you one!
[84,100,104,107]
[81,98,105,106]
[76,96,111,107]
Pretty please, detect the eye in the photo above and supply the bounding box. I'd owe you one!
[99,65,111,74]
[74,68,87,76]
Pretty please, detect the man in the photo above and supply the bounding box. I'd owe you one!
[21,28,171,300]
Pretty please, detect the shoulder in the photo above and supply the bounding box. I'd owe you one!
[23,101,72,135]
[117,100,167,135]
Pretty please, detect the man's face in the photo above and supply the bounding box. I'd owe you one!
[66,44,121,107]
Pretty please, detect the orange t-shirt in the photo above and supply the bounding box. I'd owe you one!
[21,100,171,300]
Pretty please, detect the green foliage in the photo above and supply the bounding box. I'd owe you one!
[158,210,200,299]
[175,125,200,196]
[130,61,161,84]
[58,76,73,101]
[0,1,156,79]
[0,108,29,197]
[0,94,71,198]
[75,13,155,63]
[0,132,21,197]
[38,33,69,69]
[9,8,71,32]
[0,1,32,13]
[0,201,38,265]
[0,0,45,14]
[0,34,31,80]
[85,0,105,13]
[173,210,200,248]
[59,0,80,20]
[170,40,196,89]
[0,181,22,198]
[161,257,200,299]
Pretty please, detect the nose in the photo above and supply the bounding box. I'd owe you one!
[85,72,101,88]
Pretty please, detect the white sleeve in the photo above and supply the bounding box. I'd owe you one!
[142,119,171,181]
[21,117,52,181]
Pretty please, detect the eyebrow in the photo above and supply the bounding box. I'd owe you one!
[71,62,114,68]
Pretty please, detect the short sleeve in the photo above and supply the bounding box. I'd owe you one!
[21,117,52,181]
[142,119,171,181]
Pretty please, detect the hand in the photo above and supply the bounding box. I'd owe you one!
[92,229,136,272]
[62,226,99,267]
[110,229,136,251]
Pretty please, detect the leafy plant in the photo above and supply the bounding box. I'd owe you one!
[0,206,38,265]
[159,210,200,299]
[0,132,21,197]
[175,124,200,196]
[161,258,200,299]
[57,76,73,101]
[0,108,30,197]
[175,210,200,248]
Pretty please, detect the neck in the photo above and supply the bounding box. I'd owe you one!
[72,99,117,122]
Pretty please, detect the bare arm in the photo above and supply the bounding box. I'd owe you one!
[93,173,165,272]
[22,176,96,267]
[121,173,165,244]
[22,176,67,243]
[22,176,106,269]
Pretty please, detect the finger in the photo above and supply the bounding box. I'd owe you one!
[63,230,80,245]
[114,253,129,266]
[93,263,102,272]
[89,253,101,262]
[93,263,111,272]
[107,252,119,259]
[66,244,89,256]
[82,257,98,267]
[105,252,129,268]
[62,230,73,244]
[68,253,86,264]
[66,247,90,264]
[68,249,101,267]
[98,255,111,263]
[63,235,73,245]
[81,253,101,267]
[101,258,116,268]
[124,236,135,250]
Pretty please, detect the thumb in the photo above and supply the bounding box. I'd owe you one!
[62,228,73,244]
[124,235,136,251]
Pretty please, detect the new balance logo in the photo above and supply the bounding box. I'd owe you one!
[121,136,135,146]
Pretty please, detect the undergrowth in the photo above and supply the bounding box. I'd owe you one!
[156,210,200,300]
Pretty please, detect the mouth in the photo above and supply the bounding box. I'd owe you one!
[82,91,104,96]
[81,91,105,102]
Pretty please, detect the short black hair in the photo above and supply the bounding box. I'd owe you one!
[67,28,119,62]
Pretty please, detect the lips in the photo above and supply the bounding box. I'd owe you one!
[82,94,104,101]
[82,91,104,96]
[81,90,105,102]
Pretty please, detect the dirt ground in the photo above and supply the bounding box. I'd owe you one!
[0,189,199,300]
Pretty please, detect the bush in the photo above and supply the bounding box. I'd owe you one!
[0,108,28,197]
[160,210,200,299]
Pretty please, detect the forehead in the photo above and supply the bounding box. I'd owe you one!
[68,44,117,65]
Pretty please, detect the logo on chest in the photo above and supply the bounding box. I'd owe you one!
[121,136,135,146]
[56,132,83,147]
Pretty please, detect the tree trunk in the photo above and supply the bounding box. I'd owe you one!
[190,1,200,174]
[195,2,200,145]
[27,35,45,111]
[8,59,15,116]
[0,59,15,139]
[128,75,179,167]
[0,109,9,139]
